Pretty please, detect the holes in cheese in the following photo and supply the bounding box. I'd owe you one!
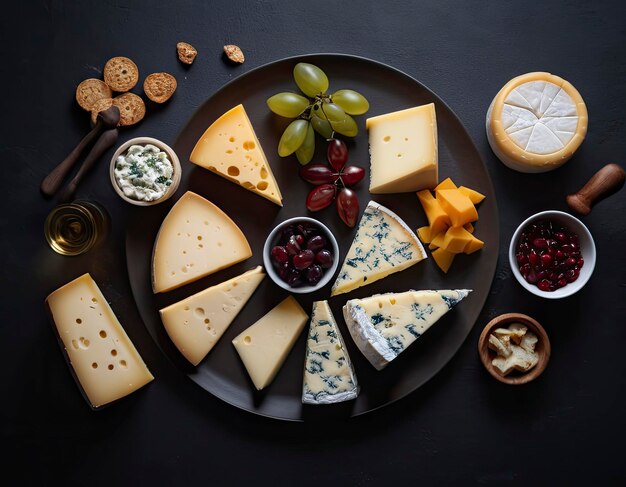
[151,192,252,293]
[190,104,283,206]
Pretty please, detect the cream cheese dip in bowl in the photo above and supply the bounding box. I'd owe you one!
[110,137,181,206]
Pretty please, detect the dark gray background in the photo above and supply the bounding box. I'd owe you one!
[2,0,625,485]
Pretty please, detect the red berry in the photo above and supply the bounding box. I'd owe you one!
[577,258,584,268]
[537,279,551,292]
[529,250,539,267]
[533,238,547,248]
[558,278,567,288]
[540,253,552,265]
[516,253,528,265]
[565,257,577,267]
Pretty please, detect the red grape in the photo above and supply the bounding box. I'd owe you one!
[293,250,315,270]
[306,184,336,211]
[270,246,289,265]
[306,265,323,284]
[336,188,359,227]
[315,249,334,269]
[299,164,338,185]
[327,138,348,171]
[306,235,327,253]
[340,165,365,187]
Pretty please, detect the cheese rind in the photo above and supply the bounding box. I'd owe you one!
[331,201,427,296]
[232,296,308,390]
[343,289,471,370]
[159,266,265,365]
[151,191,252,293]
[190,104,283,206]
[46,274,153,409]
[486,72,588,173]
[302,301,359,405]
[367,103,438,193]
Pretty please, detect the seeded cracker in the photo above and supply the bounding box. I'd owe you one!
[75,79,113,111]
[224,45,245,64]
[89,98,114,125]
[143,73,177,103]
[177,42,197,65]
[103,56,139,92]
[112,93,145,126]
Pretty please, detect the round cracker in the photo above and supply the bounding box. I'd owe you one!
[89,97,114,125]
[112,93,146,126]
[143,72,177,103]
[75,78,112,111]
[103,56,139,92]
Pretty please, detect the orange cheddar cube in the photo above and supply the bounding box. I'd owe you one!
[464,235,484,254]
[464,222,474,233]
[430,231,446,249]
[432,248,455,273]
[458,186,485,205]
[416,190,451,236]
[442,226,475,254]
[435,189,478,227]
[428,242,438,250]
[435,177,457,191]
[417,226,432,244]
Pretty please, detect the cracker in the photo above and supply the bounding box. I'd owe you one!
[103,56,139,92]
[112,93,145,126]
[143,72,177,103]
[177,42,197,65]
[89,97,114,125]
[223,45,245,64]
[75,79,112,111]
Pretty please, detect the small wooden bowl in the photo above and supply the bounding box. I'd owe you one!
[478,313,550,385]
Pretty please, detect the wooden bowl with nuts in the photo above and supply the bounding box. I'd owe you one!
[478,313,550,385]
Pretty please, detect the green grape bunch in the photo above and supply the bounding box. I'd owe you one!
[267,63,370,165]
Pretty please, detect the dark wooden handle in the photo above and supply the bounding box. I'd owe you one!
[566,164,626,215]
[58,128,119,203]
[40,122,104,197]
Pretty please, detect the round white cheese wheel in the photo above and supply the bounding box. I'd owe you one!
[486,72,588,173]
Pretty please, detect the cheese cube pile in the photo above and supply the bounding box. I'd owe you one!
[416,177,485,273]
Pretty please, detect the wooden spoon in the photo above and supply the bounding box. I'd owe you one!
[57,128,119,203]
[566,163,625,215]
[41,106,120,197]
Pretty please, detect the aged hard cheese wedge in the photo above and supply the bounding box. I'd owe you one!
[232,296,308,390]
[159,266,265,366]
[331,201,427,296]
[152,191,252,293]
[343,289,471,370]
[303,301,359,405]
[367,103,438,193]
[486,72,588,173]
[45,274,153,409]
[190,104,283,206]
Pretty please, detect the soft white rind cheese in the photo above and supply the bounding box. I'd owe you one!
[343,289,470,370]
[46,274,154,409]
[367,103,438,193]
[159,266,265,366]
[486,72,587,173]
[331,201,427,296]
[302,301,359,405]
[232,296,308,390]
[151,191,252,293]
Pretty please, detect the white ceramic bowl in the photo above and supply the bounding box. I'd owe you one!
[508,210,596,299]
[110,137,181,206]
[263,217,340,294]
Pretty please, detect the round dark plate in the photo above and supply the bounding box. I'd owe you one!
[126,54,499,421]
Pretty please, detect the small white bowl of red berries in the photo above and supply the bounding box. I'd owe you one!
[509,210,596,299]
[263,217,340,293]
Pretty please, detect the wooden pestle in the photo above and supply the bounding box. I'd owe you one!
[41,106,120,197]
[566,164,625,215]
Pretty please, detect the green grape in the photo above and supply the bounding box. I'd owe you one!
[293,63,329,97]
[278,119,309,157]
[267,92,310,118]
[331,115,358,137]
[318,102,346,122]
[331,89,369,115]
[310,115,334,139]
[295,122,315,165]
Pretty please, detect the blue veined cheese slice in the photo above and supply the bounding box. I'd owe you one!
[343,289,471,370]
[331,201,427,296]
[302,301,359,405]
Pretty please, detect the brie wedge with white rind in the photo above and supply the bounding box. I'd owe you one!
[486,72,587,173]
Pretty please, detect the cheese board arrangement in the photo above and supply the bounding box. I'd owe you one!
[41,50,625,421]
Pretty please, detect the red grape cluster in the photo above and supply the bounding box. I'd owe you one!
[300,139,364,227]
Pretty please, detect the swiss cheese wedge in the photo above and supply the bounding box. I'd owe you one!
[190,104,283,206]
[152,191,252,293]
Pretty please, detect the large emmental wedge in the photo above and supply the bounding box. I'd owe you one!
[343,289,471,370]
[46,274,154,409]
[152,191,252,293]
[190,104,283,206]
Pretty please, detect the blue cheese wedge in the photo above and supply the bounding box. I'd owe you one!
[331,201,427,296]
[302,301,359,405]
[343,289,471,370]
